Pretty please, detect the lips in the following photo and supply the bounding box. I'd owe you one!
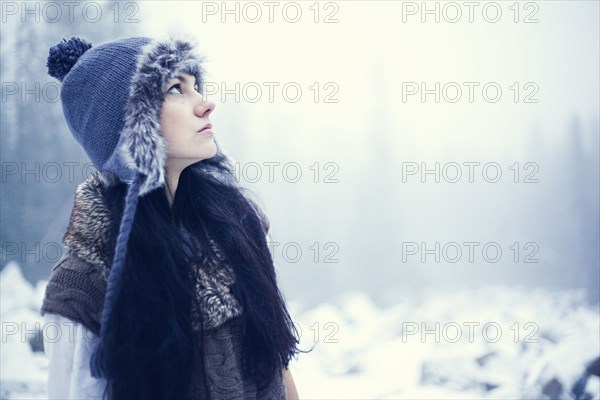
[198,123,212,132]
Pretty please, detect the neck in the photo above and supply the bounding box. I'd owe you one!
[165,167,182,207]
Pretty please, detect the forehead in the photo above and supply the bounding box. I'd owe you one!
[169,73,197,84]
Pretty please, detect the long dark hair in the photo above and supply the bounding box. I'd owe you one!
[98,149,301,399]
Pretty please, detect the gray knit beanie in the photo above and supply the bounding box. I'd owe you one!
[46,34,206,379]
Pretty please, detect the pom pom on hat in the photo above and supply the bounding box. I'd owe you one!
[47,36,92,82]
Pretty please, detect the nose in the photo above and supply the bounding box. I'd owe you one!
[193,93,216,118]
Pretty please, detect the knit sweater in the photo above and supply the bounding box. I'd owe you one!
[40,172,286,399]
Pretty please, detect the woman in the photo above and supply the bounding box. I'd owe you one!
[41,35,301,399]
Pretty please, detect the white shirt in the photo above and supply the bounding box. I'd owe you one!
[42,313,107,399]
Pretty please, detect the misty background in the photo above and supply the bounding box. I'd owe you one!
[1,0,598,307]
[1,1,599,399]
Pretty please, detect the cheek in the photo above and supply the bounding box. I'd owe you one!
[159,106,180,145]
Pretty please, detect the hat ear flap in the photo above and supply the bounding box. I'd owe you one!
[119,101,166,195]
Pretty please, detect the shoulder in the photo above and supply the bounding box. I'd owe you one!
[62,171,114,272]
[41,247,107,337]
[42,171,114,331]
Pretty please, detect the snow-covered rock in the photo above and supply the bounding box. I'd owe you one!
[0,262,35,316]
[1,261,599,399]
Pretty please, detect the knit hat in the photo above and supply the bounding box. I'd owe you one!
[46,35,206,379]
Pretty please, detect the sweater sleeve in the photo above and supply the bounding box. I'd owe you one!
[43,313,107,399]
[41,250,107,337]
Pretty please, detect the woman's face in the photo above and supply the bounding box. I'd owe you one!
[160,72,217,173]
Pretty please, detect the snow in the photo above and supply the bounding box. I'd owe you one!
[1,261,599,399]
[1,262,47,399]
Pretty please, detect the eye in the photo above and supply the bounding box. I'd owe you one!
[194,82,201,93]
[167,83,182,95]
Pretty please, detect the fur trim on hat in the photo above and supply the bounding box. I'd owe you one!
[118,35,207,195]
